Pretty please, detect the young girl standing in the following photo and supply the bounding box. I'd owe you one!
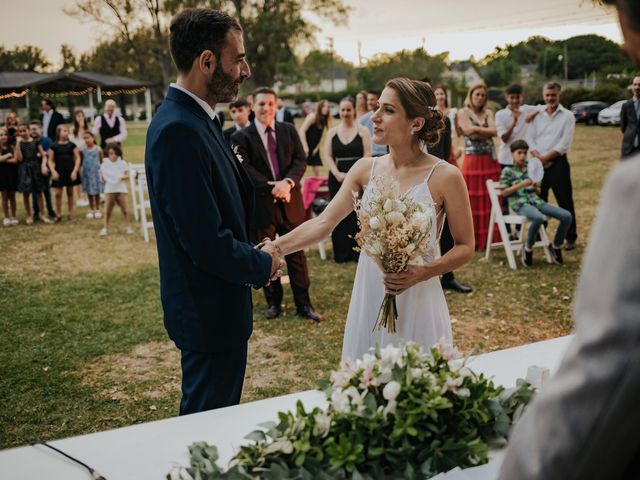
[48,125,81,221]
[0,127,19,225]
[80,131,103,219]
[99,143,133,236]
[15,125,50,225]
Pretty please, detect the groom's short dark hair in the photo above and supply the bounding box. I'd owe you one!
[169,8,242,73]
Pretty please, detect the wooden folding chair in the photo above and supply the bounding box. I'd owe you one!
[127,163,146,222]
[485,179,552,270]
[136,171,154,243]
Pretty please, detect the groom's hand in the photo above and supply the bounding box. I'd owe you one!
[260,240,285,281]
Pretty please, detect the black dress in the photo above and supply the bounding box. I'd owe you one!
[50,142,81,188]
[329,131,363,263]
[0,146,18,191]
[305,123,325,167]
[17,140,48,194]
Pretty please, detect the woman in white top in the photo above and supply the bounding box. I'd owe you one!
[264,78,474,361]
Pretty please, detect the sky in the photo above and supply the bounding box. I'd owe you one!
[1,0,622,69]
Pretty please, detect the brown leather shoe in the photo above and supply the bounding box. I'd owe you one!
[296,306,324,322]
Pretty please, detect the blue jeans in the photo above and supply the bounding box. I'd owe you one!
[516,202,573,248]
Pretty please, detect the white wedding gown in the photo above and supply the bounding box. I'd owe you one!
[341,158,453,362]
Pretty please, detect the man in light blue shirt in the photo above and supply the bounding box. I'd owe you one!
[357,90,387,156]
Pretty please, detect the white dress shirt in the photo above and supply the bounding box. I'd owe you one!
[495,104,539,165]
[91,113,129,143]
[167,83,217,121]
[41,110,53,138]
[526,105,576,157]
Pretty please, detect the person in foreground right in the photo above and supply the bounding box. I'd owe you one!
[499,1,640,477]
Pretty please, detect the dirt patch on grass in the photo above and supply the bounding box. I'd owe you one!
[81,331,298,403]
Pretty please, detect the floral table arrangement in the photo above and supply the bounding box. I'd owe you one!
[169,342,535,479]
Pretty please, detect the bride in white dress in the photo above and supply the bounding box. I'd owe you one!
[265,78,474,361]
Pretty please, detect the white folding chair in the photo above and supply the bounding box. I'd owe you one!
[128,163,146,222]
[136,172,154,243]
[485,179,552,270]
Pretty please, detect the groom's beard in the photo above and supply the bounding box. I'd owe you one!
[208,67,243,103]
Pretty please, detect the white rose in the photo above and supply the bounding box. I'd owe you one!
[331,389,351,413]
[411,368,423,379]
[404,243,416,254]
[265,439,294,455]
[369,217,381,230]
[385,211,405,225]
[382,380,401,401]
[383,199,394,212]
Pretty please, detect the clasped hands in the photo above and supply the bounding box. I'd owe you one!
[268,179,292,203]
[258,238,286,283]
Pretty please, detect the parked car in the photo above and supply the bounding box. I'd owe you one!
[329,102,340,118]
[288,105,302,118]
[597,100,626,126]
[571,101,608,125]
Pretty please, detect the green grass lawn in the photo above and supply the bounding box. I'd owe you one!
[0,124,621,449]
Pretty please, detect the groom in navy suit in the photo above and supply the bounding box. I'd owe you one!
[145,8,281,415]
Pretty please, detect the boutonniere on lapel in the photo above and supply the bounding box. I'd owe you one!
[231,145,244,164]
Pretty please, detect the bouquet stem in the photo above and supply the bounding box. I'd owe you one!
[373,293,398,333]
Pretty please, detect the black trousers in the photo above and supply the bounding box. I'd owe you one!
[540,155,577,242]
[32,175,56,218]
[622,144,640,160]
[440,219,456,283]
[179,343,248,415]
[258,204,312,311]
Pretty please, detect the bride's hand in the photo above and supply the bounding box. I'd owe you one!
[383,265,429,295]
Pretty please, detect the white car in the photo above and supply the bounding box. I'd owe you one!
[598,100,626,126]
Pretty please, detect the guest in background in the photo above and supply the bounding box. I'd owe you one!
[29,120,57,222]
[4,112,19,147]
[324,97,371,263]
[495,84,540,236]
[48,125,81,221]
[246,93,255,124]
[15,124,50,225]
[500,140,571,267]
[39,98,65,140]
[80,131,103,219]
[526,82,577,250]
[92,99,128,150]
[620,75,640,159]
[276,97,294,124]
[358,90,387,157]
[434,85,462,165]
[223,98,251,143]
[70,109,90,208]
[0,127,19,226]
[99,143,133,236]
[355,90,368,119]
[232,87,323,322]
[457,83,500,251]
[429,85,472,293]
[298,99,331,176]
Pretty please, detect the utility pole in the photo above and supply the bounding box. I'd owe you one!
[357,41,363,67]
[563,43,569,88]
[328,37,335,93]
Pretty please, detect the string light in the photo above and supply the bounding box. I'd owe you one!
[0,89,29,100]
[102,87,146,96]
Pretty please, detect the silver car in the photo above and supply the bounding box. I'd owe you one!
[598,100,626,126]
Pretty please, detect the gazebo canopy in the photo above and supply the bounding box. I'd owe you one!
[0,71,151,99]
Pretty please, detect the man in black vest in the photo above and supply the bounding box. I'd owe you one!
[620,75,640,159]
[92,99,128,150]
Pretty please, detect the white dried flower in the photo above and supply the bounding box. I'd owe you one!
[404,243,416,254]
[393,200,407,213]
[385,211,404,225]
[383,199,394,212]
[369,217,381,230]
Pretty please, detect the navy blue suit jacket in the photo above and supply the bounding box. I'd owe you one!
[145,87,271,352]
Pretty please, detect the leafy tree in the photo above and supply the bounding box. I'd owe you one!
[356,49,447,91]
[482,56,520,87]
[296,49,353,89]
[0,45,50,72]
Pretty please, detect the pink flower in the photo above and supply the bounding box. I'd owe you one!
[435,338,462,361]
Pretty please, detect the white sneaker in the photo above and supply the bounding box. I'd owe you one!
[86,212,95,220]
[2,218,11,227]
[77,199,90,207]
[99,228,108,236]
[94,211,103,219]
[125,226,134,235]
[10,218,19,225]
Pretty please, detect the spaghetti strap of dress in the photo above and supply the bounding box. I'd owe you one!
[369,157,377,180]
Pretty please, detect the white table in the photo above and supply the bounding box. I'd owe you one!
[0,336,573,479]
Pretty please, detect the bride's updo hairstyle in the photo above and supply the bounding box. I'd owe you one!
[385,78,445,147]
